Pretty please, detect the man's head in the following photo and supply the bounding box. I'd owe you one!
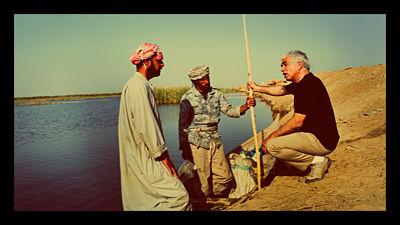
[280,50,310,83]
[130,42,165,79]
[188,65,211,93]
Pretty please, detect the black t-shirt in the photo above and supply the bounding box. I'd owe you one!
[285,73,340,150]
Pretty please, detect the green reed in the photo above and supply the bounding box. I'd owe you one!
[219,87,240,93]
[153,87,190,104]
[153,86,240,104]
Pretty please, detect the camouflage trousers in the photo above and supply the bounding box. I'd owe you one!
[190,141,233,197]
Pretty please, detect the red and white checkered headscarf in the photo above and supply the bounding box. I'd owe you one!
[129,42,163,65]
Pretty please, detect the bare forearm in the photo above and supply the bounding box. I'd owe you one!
[239,96,256,115]
[240,103,249,115]
[270,117,302,138]
[261,113,305,153]
[255,85,286,96]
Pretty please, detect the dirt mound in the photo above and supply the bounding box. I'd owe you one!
[224,64,386,211]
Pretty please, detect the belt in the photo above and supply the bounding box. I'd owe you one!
[185,124,218,132]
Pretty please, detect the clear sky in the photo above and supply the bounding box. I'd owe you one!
[14,14,386,97]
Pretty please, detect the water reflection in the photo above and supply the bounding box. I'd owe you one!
[14,93,271,210]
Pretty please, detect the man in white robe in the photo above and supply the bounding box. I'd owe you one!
[118,42,191,211]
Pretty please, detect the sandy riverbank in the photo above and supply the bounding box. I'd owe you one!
[222,64,386,211]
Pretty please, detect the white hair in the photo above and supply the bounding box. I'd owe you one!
[286,50,310,70]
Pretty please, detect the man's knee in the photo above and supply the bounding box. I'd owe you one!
[266,139,281,158]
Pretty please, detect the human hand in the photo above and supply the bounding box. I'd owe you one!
[261,135,274,153]
[246,96,256,108]
[261,138,268,153]
[247,80,257,91]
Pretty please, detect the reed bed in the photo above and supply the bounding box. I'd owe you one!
[153,86,240,104]
[219,87,240,93]
[153,87,189,104]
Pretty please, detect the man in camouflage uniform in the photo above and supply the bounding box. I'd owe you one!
[179,65,255,199]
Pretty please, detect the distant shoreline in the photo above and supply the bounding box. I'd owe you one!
[14,93,121,106]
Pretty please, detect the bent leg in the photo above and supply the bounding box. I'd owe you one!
[190,144,212,197]
[210,144,233,197]
[267,132,331,171]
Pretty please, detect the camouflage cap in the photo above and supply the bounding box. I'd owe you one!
[188,65,209,80]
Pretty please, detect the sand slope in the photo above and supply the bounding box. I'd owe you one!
[225,64,386,211]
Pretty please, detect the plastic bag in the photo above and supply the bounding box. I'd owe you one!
[228,153,257,199]
[178,160,205,200]
[178,160,197,182]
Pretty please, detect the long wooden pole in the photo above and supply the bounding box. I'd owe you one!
[242,14,262,190]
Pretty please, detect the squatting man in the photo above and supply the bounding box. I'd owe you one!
[248,50,340,183]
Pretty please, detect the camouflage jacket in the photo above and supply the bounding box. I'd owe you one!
[179,87,241,150]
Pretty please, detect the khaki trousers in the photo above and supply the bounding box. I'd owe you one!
[266,132,332,171]
[190,142,233,197]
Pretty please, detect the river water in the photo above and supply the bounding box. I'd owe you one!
[14,93,272,210]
